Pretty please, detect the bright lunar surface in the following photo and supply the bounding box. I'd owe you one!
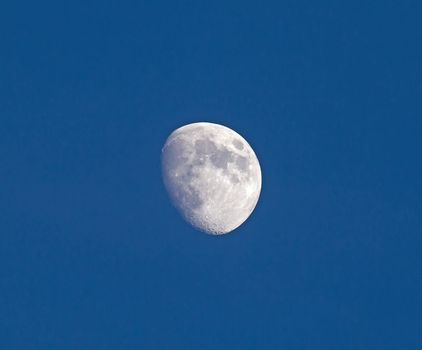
[161,122,262,235]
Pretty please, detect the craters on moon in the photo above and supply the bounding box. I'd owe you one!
[161,122,262,235]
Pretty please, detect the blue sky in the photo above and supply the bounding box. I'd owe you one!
[1,1,421,349]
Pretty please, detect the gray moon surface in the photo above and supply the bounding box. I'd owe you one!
[161,122,262,235]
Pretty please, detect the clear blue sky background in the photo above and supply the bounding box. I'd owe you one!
[1,1,421,349]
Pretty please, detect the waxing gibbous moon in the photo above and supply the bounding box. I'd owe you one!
[161,122,262,235]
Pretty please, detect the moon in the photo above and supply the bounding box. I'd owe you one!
[161,122,262,235]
